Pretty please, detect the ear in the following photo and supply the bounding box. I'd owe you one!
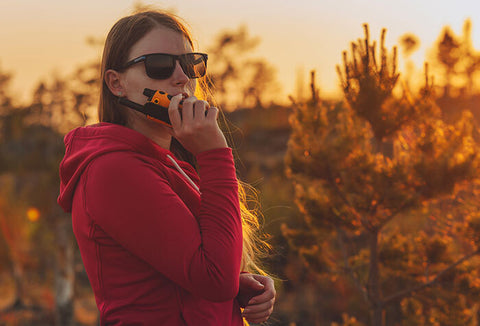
[104,69,126,97]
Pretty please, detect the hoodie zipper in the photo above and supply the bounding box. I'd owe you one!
[166,154,201,194]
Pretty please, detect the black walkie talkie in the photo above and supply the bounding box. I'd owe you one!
[118,88,184,127]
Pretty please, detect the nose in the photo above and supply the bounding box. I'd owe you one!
[170,60,189,85]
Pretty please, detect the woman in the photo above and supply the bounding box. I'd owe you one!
[57,9,275,326]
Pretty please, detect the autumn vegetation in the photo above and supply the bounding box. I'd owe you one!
[284,23,480,326]
[2,10,480,326]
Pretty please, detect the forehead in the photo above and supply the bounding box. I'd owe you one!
[128,26,193,59]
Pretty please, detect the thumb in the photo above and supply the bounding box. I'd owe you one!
[249,277,265,290]
[240,273,266,290]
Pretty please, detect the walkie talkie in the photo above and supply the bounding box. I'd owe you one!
[118,88,184,127]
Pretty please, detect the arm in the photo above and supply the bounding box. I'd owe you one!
[85,148,242,302]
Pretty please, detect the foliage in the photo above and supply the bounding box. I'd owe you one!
[0,56,97,322]
[206,25,281,110]
[431,19,480,98]
[284,24,480,326]
[3,16,480,326]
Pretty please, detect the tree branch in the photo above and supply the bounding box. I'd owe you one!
[378,198,416,229]
[337,228,369,302]
[367,230,382,307]
[325,164,373,231]
[383,248,480,305]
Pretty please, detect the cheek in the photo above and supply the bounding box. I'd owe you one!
[124,69,170,103]
[187,79,197,96]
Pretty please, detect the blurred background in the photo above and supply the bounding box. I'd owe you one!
[2,0,480,325]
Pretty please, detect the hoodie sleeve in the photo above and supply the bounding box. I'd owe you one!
[83,148,242,302]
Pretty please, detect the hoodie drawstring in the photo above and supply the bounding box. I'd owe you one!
[166,154,201,194]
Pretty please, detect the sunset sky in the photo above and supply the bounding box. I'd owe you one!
[1,0,480,103]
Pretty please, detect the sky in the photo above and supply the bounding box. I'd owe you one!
[1,0,480,103]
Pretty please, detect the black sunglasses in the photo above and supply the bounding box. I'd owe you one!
[122,52,208,80]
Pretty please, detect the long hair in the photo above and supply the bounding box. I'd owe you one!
[98,9,270,274]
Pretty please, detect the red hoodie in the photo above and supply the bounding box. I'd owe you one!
[57,122,244,326]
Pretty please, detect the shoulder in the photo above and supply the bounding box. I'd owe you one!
[90,151,149,168]
[82,151,176,214]
[85,151,169,188]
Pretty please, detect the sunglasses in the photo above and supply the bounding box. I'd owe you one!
[122,52,208,80]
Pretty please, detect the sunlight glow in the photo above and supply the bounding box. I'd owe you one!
[27,207,40,222]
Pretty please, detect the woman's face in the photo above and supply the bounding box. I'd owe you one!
[117,26,197,105]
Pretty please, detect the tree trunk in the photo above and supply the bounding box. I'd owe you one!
[373,305,383,326]
[54,217,75,326]
[8,258,26,310]
[367,230,384,326]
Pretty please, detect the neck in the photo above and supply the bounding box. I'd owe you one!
[127,113,172,150]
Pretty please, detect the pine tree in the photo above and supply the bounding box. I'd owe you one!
[283,24,480,326]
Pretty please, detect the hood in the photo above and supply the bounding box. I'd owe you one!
[57,122,181,212]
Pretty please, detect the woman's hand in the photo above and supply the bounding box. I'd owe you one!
[168,94,228,155]
[238,273,276,324]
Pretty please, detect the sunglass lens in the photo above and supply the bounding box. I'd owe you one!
[145,54,175,79]
[180,54,206,79]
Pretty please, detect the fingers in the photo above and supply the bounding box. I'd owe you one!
[243,311,273,324]
[181,97,209,123]
[242,275,276,323]
[168,94,183,129]
[247,287,275,307]
[246,275,275,306]
[251,275,275,296]
[172,96,211,126]
[206,106,219,121]
[243,299,275,324]
[168,95,227,154]
[180,96,196,125]
[244,300,274,314]
[237,273,265,308]
[194,99,209,120]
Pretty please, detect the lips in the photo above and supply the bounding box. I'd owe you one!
[168,92,189,100]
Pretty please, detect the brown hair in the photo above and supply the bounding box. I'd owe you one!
[98,9,270,275]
